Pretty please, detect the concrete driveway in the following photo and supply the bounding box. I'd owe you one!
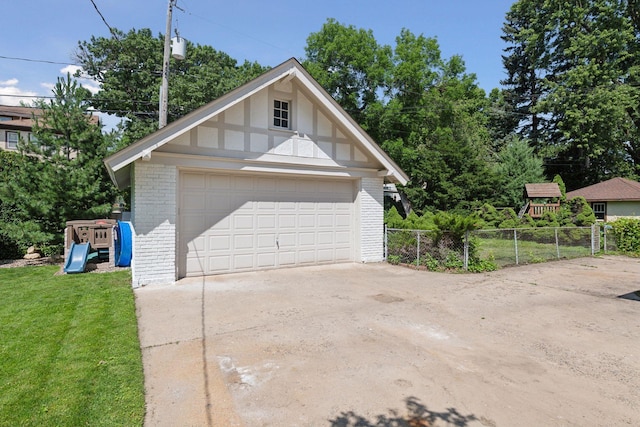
[135,256,640,426]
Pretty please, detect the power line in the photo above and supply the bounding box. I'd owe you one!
[0,55,74,66]
[89,0,120,41]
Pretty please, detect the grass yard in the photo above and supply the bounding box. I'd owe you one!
[476,237,592,266]
[0,266,144,427]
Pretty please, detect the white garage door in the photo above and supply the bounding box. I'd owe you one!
[179,171,355,276]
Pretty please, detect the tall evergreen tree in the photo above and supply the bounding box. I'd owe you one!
[0,75,116,252]
[493,135,545,209]
[501,0,640,189]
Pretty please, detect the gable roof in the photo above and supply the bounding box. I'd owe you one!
[566,177,640,202]
[104,58,408,188]
[525,183,561,198]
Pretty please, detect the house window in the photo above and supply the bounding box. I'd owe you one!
[592,202,606,220]
[6,131,18,149]
[273,100,290,129]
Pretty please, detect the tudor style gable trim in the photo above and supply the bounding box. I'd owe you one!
[104,58,408,188]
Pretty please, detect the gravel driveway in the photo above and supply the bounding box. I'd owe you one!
[136,256,640,426]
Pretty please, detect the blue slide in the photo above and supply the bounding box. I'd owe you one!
[115,221,132,267]
[64,242,91,274]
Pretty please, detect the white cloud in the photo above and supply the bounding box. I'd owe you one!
[40,82,55,92]
[0,78,19,86]
[57,65,101,94]
[60,65,83,76]
[0,79,39,106]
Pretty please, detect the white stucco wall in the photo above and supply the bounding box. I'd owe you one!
[359,177,384,262]
[131,161,177,286]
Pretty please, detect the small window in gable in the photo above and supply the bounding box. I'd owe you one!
[273,99,290,129]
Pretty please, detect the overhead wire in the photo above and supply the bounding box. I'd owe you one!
[88,0,120,41]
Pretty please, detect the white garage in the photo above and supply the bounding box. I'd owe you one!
[104,58,408,286]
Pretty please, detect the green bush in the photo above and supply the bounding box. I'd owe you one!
[611,218,640,253]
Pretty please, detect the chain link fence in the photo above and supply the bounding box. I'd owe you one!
[386,225,611,270]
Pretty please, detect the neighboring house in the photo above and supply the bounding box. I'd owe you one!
[566,177,640,221]
[104,58,409,286]
[0,105,41,151]
[522,183,562,218]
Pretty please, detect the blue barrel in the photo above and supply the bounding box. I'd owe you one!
[115,221,132,267]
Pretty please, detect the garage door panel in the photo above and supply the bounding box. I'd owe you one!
[335,231,351,244]
[278,233,296,247]
[233,176,254,190]
[299,232,316,246]
[298,250,316,263]
[186,257,206,273]
[318,214,333,227]
[335,248,352,261]
[299,214,315,228]
[278,215,296,228]
[257,253,276,268]
[209,215,231,231]
[208,197,231,211]
[209,235,230,251]
[234,234,254,249]
[278,251,296,266]
[180,172,355,276]
[257,178,277,192]
[234,215,254,229]
[317,231,333,244]
[183,172,206,188]
[336,214,351,227]
[317,248,334,262]
[208,255,230,272]
[257,215,276,229]
[183,194,206,210]
[207,175,230,189]
[233,253,254,269]
[188,235,206,252]
[257,234,275,249]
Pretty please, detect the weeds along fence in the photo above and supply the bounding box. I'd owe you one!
[385,225,608,270]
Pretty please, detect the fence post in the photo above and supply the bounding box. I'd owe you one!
[591,224,596,256]
[384,225,388,261]
[603,225,607,253]
[463,230,469,271]
[514,228,519,265]
[416,231,420,267]
[555,228,560,259]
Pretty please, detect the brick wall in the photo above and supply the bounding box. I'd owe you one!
[359,177,384,262]
[131,162,177,286]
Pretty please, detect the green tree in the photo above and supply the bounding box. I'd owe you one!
[493,135,545,209]
[303,18,392,127]
[75,28,267,143]
[304,22,498,213]
[0,75,116,253]
[501,0,640,188]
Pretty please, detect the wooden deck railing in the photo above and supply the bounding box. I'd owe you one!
[528,203,560,218]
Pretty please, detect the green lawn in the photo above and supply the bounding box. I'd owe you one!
[0,266,144,427]
[476,237,592,266]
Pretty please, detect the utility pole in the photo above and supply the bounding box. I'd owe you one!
[159,0,174,129]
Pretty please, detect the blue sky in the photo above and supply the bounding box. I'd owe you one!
[1,0,515,112]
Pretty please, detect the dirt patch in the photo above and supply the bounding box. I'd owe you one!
[1,258,128,274]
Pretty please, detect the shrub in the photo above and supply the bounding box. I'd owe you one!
[611,218,640,253]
